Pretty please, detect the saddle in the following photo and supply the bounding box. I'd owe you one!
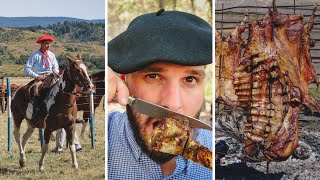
[27,73,59,101]
[25,73,59,122]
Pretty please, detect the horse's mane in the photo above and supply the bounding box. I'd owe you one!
[26,79,36,87]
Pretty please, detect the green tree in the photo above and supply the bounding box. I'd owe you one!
[108,0,211,40]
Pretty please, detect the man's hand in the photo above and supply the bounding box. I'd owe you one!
[108,67,129,106]
[36,75,45,81]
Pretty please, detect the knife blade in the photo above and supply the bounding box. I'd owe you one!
[128,96,212,130]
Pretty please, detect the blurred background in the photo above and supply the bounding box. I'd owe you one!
[108,0,212,40]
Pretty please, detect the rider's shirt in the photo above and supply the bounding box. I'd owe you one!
[24,50,59,78]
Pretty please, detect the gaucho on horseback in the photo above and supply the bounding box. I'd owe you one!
[24,34,59,123]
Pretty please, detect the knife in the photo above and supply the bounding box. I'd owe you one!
[128,96,212,130]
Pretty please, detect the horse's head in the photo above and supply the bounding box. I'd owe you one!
[64,55,94,94]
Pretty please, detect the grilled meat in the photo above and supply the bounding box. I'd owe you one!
[234,4,319,161]
[215,12,247,108]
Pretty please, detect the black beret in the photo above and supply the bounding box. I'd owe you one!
[108,10,212,74]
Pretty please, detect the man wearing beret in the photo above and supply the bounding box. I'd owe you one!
[108,10,212,179]
[24,34,59,123]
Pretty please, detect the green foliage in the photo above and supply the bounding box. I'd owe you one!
[108,0,212,40]
[19,21,105,44]
[16,54,29,65]
[0,21,105,76]
[58,53,105,73]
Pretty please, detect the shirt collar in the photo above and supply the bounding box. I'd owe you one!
[176,156,190,175]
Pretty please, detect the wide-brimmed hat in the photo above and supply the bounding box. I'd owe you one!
[36,34,55,44]
[108,10,212,74]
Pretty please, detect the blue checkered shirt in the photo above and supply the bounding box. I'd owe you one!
[108,111,213,180]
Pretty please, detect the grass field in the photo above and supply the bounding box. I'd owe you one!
[0,77,105,180]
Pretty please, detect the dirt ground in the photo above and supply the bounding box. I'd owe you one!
[215,112,320,180]
[0,77,105,179]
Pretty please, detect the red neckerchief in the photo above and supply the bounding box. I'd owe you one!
[39,49,54,68]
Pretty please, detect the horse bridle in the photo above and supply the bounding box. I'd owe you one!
[64,60,91,93]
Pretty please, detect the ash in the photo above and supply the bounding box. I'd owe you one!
[216,113,320,179]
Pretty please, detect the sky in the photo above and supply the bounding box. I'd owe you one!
[0,0,105,20]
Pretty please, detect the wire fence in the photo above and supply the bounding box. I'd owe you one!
[77,78,105,114]
[1,73,105,151]
[0,74,105,114]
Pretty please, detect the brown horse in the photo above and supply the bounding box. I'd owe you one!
[77,71,105,138]
[11,55,93,171]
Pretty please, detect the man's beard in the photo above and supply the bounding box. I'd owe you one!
[126,105,175,164]
[126,105,202,165]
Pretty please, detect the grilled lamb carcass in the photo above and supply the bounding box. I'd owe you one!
[235,4,319,161]
[215,12,247,108]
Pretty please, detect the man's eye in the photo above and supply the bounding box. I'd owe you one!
[146,74,158,79]
[185,76,197,84]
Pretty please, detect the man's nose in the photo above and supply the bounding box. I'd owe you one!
[159,82,183,112]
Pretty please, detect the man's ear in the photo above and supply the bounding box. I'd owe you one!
[119,74,128,84]
[120,74,126,81]
[119,74,128,86]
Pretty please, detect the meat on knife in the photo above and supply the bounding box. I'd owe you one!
[148,118,212,169]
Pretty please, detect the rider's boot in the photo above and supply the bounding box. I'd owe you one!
[31,96,41,123]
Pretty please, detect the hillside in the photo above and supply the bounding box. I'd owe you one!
[0,21,105,77]
[0,17,104,27]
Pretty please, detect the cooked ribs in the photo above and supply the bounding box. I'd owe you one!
[215,12,247,108]
[149,118,212,169]
[234,4,319,161]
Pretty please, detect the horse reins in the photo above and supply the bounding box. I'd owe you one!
[61,63,81,96]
